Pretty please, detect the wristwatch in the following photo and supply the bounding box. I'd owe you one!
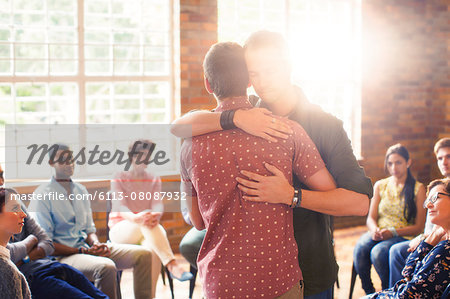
[22,255,31,264]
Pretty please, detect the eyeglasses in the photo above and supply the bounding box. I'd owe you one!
[423,192,450,208]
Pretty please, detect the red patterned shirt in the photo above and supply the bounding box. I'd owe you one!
[180,96,325,298]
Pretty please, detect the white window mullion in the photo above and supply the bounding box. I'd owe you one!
[78,0,86,124]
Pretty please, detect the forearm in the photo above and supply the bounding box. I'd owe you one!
[28,246,46,261]
[121,212,137,222]
[395,224,425,238]
[85,233,99,246]
[366,217,378,232]
[171,111,222,138]
[53,242,79,256]
[300,188,369,216]
[7,235,38,263]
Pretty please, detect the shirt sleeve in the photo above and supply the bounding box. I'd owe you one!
[85,202,97,235]
[7,210,55,263]
[79,185,97,235]
[6,242,27,264]
[319,119,373,198]
[28,191,55,241]
[291,123,326,182]
[180,138,197,197]
[391,241,450,298]
[25,212,55,257]
[180,139,196,226]
[401,240,433,279]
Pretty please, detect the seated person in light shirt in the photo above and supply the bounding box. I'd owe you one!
[108,139,193,281]
[29,144,154,299]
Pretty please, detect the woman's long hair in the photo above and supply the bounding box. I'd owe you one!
[384,144,417,224]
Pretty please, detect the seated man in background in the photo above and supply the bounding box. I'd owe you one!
[29,144,154,299]
[388,137,450,286]
[6,187,108,299]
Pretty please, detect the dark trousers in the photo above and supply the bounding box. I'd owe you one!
[30,262,109,299]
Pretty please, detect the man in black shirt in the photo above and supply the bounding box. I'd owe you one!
[172,31,372,298]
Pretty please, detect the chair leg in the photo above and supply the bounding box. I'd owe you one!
[189,265,198,299]
[349,262,358,299]
[117,270,123,299]
[164,266,175,299]
[161,264,166,285]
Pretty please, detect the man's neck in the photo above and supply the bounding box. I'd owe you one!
[216,95,247,105]
[266,85,298,116]
[54,176,72,194]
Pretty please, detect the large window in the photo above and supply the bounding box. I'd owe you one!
[0,0,178,167]
[219,0,362,156]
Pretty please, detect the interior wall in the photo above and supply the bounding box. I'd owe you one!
[361,0,450,186]
[86,0,450,249]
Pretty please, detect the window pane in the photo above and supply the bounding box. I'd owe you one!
[15,60,47,74]
[2,0,175,177]
[218,0,361,155]
[0,83,79,125]
[3,1,77,77]
[86,82,170,124]
[84,0,171,76]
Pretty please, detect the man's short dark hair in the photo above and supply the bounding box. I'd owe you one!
[244,30,289,58]
[434,138,450,155]
[203,42,249,100]
[48,143,70,160]
[128,139,156,161]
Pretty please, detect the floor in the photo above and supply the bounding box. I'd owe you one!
[120,225,382,299]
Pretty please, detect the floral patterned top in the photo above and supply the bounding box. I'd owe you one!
[377,177,422,240]
[366,240,450,298]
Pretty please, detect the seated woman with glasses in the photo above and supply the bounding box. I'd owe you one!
[354,144,427,293]
[364,178,450,298]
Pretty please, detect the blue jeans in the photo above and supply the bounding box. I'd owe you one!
[388,240,410,287]
[30,262,108,299]
[353,232,406,294]
[304,286,332,299]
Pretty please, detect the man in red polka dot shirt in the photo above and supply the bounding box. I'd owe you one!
[180,42,338,299]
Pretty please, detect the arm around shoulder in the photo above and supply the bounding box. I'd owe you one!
[170,110,222,138]
[322,119,373,199]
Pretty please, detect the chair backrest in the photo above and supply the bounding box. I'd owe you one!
[105,195,113,241]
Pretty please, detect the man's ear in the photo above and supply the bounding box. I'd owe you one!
[204,76,213,94]
[48,159,55,167]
